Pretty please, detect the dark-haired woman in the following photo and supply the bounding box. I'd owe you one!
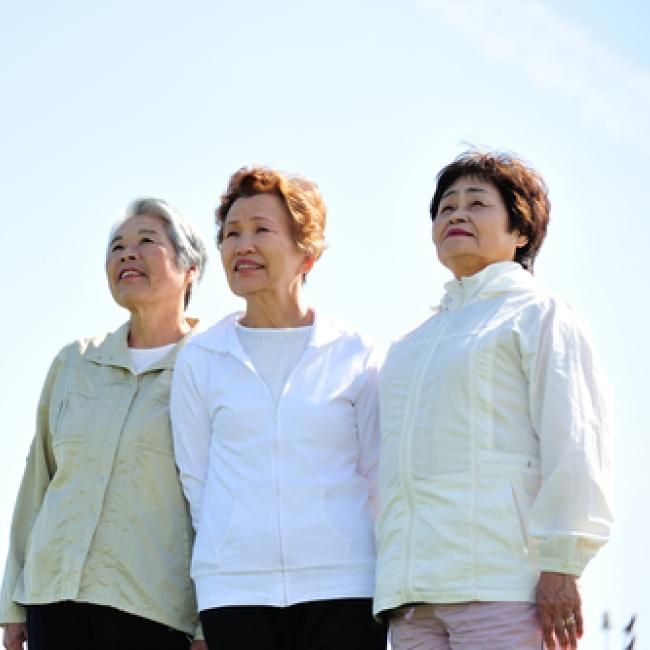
[374,151,612,650]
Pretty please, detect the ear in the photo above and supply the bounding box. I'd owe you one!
[185,265,199,285]
[515,232,529,249]
[301,255,316,276]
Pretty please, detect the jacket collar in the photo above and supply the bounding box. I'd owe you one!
[191,309,342,355]
[440,261,537,311]
[86,319,199,372]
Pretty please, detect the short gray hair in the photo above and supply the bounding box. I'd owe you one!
[108,197,208,310]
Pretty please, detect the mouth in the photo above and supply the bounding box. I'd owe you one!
[445,228,473,239]
[117,268,146,280]
[234,259,264,272]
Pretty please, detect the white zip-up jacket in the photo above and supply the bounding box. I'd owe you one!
[170,312,380,610]
[374,262,613,615]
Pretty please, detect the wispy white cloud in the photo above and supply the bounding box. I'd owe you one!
[417,0,650,154]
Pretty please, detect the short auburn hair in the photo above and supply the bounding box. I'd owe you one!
[216,166,327,262]
[430,150,550,272]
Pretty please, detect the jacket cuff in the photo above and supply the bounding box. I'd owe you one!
[538,536,596,576]
[0,601,27,626]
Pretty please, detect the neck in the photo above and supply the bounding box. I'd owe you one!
[241,291,312,328]
[127,302,191,348]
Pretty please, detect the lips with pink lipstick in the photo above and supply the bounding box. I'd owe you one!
[234,258,264,273]
[445,227,473,239]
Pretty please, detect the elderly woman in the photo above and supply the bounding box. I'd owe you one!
[0,199,207,650]
[170,167,387,649]
[374,151,613,650]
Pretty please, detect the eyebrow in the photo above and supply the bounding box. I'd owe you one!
[224,215,273,226]
[109,228,160,246]
[440,187,489,200]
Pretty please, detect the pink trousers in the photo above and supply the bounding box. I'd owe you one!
[389,601,543,650]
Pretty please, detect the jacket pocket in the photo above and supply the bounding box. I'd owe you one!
[200,488,283,573]
[52,390,98,442]
[474,472,536,580]
[281,486,352,569]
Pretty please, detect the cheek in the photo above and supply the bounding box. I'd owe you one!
[219,246,231,270]
[432,221,444,246]
[105,261,117,287]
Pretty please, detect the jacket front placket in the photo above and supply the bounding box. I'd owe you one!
[225,326,322,606]
[61,340,139,595]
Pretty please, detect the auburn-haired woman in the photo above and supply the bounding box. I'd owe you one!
[171,167,386,649]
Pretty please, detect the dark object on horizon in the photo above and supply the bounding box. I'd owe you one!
[624,614,636,634]
[623,613,636,649]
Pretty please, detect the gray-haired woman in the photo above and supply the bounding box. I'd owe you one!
[0,199,208,650]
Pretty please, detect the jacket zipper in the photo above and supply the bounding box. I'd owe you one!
[233,353,288,605]
[273,342,313,606]
[397,311,450,600]
[271,400,289,606]
[231,334,314,607]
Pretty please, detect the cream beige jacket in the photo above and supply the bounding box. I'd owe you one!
[374,262,613,615]
[0,322,199,636]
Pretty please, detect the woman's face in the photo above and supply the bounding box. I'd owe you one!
[432,175,527,278]
[106,214,192,313]
[220,193,311,301]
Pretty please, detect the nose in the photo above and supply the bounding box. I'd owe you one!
[234,234,256,255]
[448,210,469,224]
[119,245,137,262]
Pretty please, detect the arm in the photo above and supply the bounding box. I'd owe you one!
[170,346,213,531]
[519,300,612,648]
[0,353,61,626]
[353,346,383,517]
[521,299,613,573]
[2,623,27,650]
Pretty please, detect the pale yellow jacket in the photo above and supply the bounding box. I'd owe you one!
[374,262,613,615]
[0,322,200,636]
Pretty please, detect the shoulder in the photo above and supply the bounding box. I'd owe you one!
[514,279,588,330]
[56,324,125,363]
[387,310,440,353]
[314,313,378,356]
[181,312,241,354]
[511,281,599,359]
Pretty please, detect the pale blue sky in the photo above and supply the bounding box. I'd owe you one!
[1,1,648,647]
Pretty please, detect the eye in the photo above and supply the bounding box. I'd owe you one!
[140,237,155,244]
[438,205,454,216]
[111,243,124,252]
[224,230,239,238]
[470,200,485,207]
[256,226,270,233]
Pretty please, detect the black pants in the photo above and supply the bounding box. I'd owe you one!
[26,601,191,650]
[200,598,387,650]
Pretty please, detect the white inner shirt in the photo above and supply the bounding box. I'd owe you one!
[129,342,177,374]
[235,323,313,406]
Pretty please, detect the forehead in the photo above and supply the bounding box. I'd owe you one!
[113,214,167,237]
[225,193,290,223]
[442,175,499,197]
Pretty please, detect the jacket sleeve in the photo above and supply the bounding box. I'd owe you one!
[353,345,383,517]
[170,346,212,532]
[0,351,61,625]
[519,298,613,576]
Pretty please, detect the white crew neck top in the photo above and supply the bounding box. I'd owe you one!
[235,323,313,406]
[129,342,177,374]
